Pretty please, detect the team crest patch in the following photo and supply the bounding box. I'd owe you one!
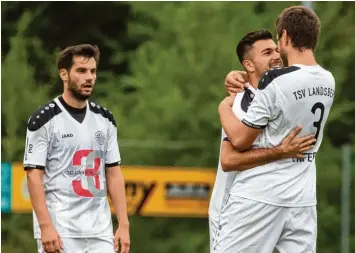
[95,131,106,145]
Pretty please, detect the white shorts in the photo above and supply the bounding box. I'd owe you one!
[209,216,219,252]
[37,237,114,253]
[212,195,317,253]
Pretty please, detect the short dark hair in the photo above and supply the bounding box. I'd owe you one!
[276,6,321,51]
[236,29,273,64]
[57,44,100,70]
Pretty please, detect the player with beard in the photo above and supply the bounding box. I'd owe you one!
[24,44,130,253]
[215,6,335,253]
[209,29,316,252]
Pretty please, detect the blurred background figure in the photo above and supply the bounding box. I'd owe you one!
[1,1,354,253]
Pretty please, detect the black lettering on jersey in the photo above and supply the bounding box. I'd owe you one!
[293,89,306,100]
[24,137,29,161]
[241,119,267,129]
[62,133,73,138]
[241,88,255,112]
[24,164,37,168]
[24,164,45,170]
[27,100,62,132]
[66,170,85,176]
[24,137,33,157]
[292,152,317,162]
[308,86,335,98]
[89,101,117,127]
[28,144,33,153]
[258,66,301,90]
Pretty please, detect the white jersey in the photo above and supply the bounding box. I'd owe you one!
[231,64,335,207]
[208,85,257,219]
[23,96,121,238]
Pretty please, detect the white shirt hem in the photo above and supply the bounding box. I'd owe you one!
[230,193,317,207]
[34,233,114,239]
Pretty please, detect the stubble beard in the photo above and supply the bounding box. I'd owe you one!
[68,78,92,101]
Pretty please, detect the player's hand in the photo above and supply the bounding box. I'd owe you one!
[279,126,316,159]
[225,70,249,95]
[40,224,64,253]
[219,94,236,109]
[114,223,130,253]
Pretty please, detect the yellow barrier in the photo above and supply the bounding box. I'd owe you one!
[12,163,32,212]
[12,162,216,217]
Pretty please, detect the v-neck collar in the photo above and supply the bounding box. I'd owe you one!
[55,96,89,126]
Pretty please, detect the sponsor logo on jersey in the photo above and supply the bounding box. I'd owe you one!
[24,137,31,161]
[66,170,101,176]
[71,150,106,198]
[24,164,37,168]
[28,144,33,154]
[95,131,106,145]
[62,133,73,138]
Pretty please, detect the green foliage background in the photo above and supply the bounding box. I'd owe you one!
[1,2,354,253]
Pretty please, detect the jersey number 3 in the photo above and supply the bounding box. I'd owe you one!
[311,102,325,140]
[72,150,106,198]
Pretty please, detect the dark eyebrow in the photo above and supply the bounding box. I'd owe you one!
[261,48,273,53]
[76,67,97,71]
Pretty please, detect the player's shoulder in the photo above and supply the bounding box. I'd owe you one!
[27,99,62,132]
[88,101,116,127]
[233,87,255,113]
[319,66,336,84]
[258,66,301,90]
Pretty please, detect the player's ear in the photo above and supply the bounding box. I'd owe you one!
[243,59,255,73]
[281,29,290,46]
[59,69,69,82]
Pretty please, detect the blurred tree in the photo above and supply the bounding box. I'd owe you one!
[1,10,50,253]
[1,10,50,161]
[315,140,355,253]
[315,2,355,146]
[1,1,137,97]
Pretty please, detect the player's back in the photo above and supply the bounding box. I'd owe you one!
[258,65,335,148]
[231,65,335,207]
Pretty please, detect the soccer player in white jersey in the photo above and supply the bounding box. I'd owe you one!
[214,6,335,253]
[208,29,316,252]
[23,44,130,253]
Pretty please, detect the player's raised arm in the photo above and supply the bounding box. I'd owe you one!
[224,70,249,94]
[24,116,63,253]
[105,116,130,253]
[221,126,316,171]
[219,71,278,152]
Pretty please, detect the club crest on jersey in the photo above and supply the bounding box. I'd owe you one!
[95,131,106,145]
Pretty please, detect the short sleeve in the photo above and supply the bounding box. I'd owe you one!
[241,83,278,129]
[105,121,121,167]
[23,119,49,170]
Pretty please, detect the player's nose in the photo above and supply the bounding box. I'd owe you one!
[85,71,93,81]
[273,50,280,58]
